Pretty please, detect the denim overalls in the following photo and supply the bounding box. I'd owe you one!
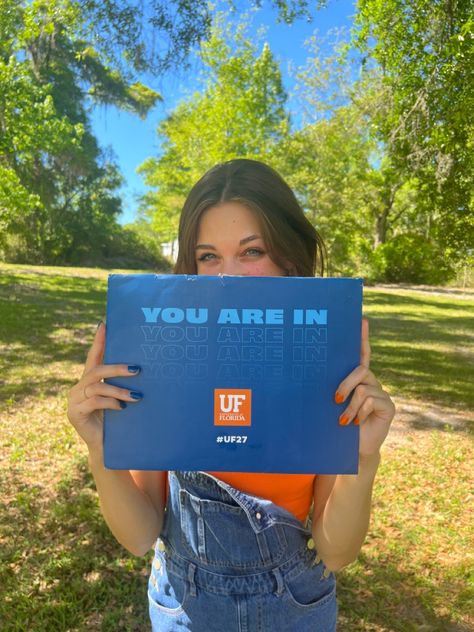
[148,470,337,631]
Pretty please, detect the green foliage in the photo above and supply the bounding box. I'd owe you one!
[138,14,289,240]
[138,14,471,281]
[74,0,314,74]
[279,40,419,276]
[0,1,316,267]
[3,0,469,279]
[0,0,164,265]
[354,0,474,260]
[0,53,83,243]
[108,223,172,271]
[369,234,456,285]
[283,24,473,278]
[275,106,375,274]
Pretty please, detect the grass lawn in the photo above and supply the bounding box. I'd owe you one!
[1,262,473,631]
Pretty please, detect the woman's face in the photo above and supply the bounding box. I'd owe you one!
[195,202,286,277]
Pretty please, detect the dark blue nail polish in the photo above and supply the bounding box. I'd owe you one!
[130,391,143,400]
[128,365,140,373]
[119,401,127,409]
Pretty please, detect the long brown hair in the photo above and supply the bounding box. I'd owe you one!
[174,159,326,277]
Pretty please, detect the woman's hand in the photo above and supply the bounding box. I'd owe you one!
[67,321,142,451]
[335,318,395,458]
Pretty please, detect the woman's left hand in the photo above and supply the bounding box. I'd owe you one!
[335,317,395,457]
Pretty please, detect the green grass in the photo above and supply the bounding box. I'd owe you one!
[363,287,474,410]
[338,431,473,631]
[1,262,473,631]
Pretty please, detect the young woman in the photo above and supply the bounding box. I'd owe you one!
[67,159,395,631]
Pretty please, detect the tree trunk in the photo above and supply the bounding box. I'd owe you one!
[374,212,387,248]
[373,183,400,247]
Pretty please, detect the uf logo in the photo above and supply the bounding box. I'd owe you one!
[219,393,246,413]
[214,389,252,426]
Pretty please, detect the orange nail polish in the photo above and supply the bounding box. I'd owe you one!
[354,417,360,426]
[339,415,349,426]
[335,391,344,404]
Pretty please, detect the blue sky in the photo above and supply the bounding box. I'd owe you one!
[91,1,357,224]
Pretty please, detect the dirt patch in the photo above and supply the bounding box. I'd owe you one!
[367,283,474,300]
[384,396,473,449]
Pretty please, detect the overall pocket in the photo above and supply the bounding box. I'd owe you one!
[179,488,287,568]
[283,557,336,610]
[148,551,188,616]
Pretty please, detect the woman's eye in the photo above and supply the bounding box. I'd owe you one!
[197,252,216,262]
[242,248,265,257]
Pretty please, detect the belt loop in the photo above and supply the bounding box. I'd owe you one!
[272,568,284,597]
[187,562,197,598]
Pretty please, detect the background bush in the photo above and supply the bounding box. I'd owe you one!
[368,234,456,284]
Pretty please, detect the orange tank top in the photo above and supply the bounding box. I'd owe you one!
[207,472,316,523]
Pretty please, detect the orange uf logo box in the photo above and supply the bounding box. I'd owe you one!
[214,389,252,426]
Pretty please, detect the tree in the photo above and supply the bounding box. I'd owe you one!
[354,0,474,263]
[0,0,320,264]
[138,15,289,243]
[276,28,459,281]
[0,0,163,263]
[276,38,412,276]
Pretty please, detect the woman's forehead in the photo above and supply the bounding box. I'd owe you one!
[197,202,262,237]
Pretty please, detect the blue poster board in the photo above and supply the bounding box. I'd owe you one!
[103,274,362,474]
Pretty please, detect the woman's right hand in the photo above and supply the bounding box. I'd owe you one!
[67,321,142,452]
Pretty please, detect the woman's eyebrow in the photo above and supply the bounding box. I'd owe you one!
[195,234,262,250]
[240,234,261,246]
[195,243,216,251]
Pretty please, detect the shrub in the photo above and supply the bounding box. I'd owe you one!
[369,234,456,285]
[85,224,172,271]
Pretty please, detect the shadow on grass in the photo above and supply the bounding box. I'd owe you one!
[338,551,472,632]
[2,459,471,632]
[0,272,107,403]
[0,459,151,632]
[364,292,474,410]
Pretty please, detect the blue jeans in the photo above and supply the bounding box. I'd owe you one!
[148,471,337,631]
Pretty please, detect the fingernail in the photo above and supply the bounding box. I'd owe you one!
[119,401,127,409]
[354,417,360,426]
[96,319,103,329]
[335,391,344,404]
[128,365,140,373]
[339,414,350,425]
[130,391,143,400]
